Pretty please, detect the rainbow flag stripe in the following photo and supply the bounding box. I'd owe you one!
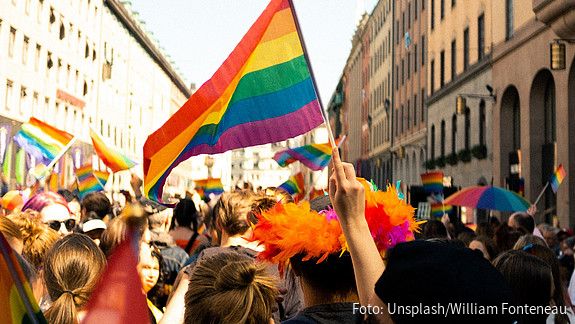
[90,130,135,173]
[0,232,47,324]
[550,164,566,193]
[93,170,110,187]
[143,0,323,204]
[75,164,104,198]
[279,172,305,196]
[421,171,444,194]
[273,141,335,171]
[14,118,73,165]
[194,178,224,197]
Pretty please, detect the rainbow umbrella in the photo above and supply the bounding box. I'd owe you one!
[443,186,530,212]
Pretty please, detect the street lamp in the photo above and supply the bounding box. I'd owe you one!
[549,39,574,71]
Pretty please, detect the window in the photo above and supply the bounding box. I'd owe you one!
[414,44,418,72]
[430,59,435,94]
[396,65,399,90]
[440,50,445,87]
[25,0,31,14]
[396,20,399,44]
[5,80,13,111]
[401,59,405,85]
[407,100,411,129]
[451,40,456,80]
[421,89,425,122]
[451,114,457,154]
[430,125,436,160]
[407,52,411,79]
[414,94,418,127]
[37,0,44,23]
[415,0,418,19]
[421,36,425,66]
[479,100,486,146]
[506,0,514,40]
[452,0,456,7]
[59,22,65,40]
[463,27,469,70]
[440,120,445,157]
[478,14,485,60]
[9,27,16,58]
[408,3,411,29]
[34,44,41,71]
[22,36,29,65]
[402,11,405,35]
[431,0,435,29]
[465,107,470,150]
[441,0,445,20]
[400,105,404,134]
[20,86,27,115]
[422,0,425,10]
[32,92,38,116]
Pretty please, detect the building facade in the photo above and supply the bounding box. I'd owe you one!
[392,0,427,188]
[426,0,494,190]
[0,0,195,195]
[492,0,575,226]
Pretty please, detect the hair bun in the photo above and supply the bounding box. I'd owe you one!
[214,261,257,290]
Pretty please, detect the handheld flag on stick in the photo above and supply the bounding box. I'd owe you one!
[550,164,566,193]
[421,171,444,195]
[143,0,324,203]
[93,170,110,187]
[0,232,47,324]
[75,164,104,198]
[279,172,305,197]
[89,129,135,173]
[81,232,149,324]
[273,137,344,171]
[194,178,224,198]
[14,118,74,166]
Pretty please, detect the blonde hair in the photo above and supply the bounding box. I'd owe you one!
[8,210,59,269]
[99,203,148,257]
[0,215,22,241]
[213,190,258,236]
[43,233,106,324]
[184,252,278,324]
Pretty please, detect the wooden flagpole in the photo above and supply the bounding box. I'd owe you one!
[288,0,337,149]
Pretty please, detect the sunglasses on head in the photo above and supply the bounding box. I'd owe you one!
[46,219,76,231]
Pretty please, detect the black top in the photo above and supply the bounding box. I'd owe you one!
[282,302,363,324]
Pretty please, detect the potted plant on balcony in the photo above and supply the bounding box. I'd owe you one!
[471,144,488,160]
[446,152,458,166]
[424,159,435,170]
[435,156,446,168]
[458,149,472,163]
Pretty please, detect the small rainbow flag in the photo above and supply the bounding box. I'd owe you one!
[0,232,47,324]
[430,203,453,218]
[309,187,327,200]
[194,178,224,198]
[93,170,110,187]
[550,164,566,193]
[14,118,74,165]
[273,138,342,171]
[75,164,104,198]
[279,172,305,196]
[421,171,444,194]
[143,0,324,204]
[90,129,135,173]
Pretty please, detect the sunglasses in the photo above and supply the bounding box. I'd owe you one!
[46,219,76,232]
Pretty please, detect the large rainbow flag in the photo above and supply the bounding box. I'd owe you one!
[75,164,104,198]
[14,118,74,165]
[273,138,342,171]
[194,178,224,198]
[0,232,47,324]
[279,172,305,196]
[143,0,324,203]
[550,164,566,193]
[90,130,135,173]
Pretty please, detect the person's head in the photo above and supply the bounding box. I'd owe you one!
[58,189,81,222]
[147,208,173,233]
[538,224,560,249]
[80,192,112,222]
[99,203,149,257]
[493,250,553,311]
[82,211,107,246]
[8,210,60,269]
[43,233,106,324]
[173,198,198,231]
[23,192,74,236]
[512,234,548,250]
[262,187,293,205]
[213,190,257,237]
[494,223,524,255]
[469,236,497,261]
[476,221,494,238]
[137,243,161,294]
[508,212,535,234]
[457,228,476,246]
[184,252,278,324]
[0,216,23,254]
[422,219,448,239]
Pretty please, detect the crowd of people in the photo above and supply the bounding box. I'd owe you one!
[1,149,574,323]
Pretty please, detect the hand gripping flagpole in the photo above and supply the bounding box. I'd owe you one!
[288,0,337,150]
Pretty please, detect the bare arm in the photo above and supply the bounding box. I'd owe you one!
[158,274,189,324]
